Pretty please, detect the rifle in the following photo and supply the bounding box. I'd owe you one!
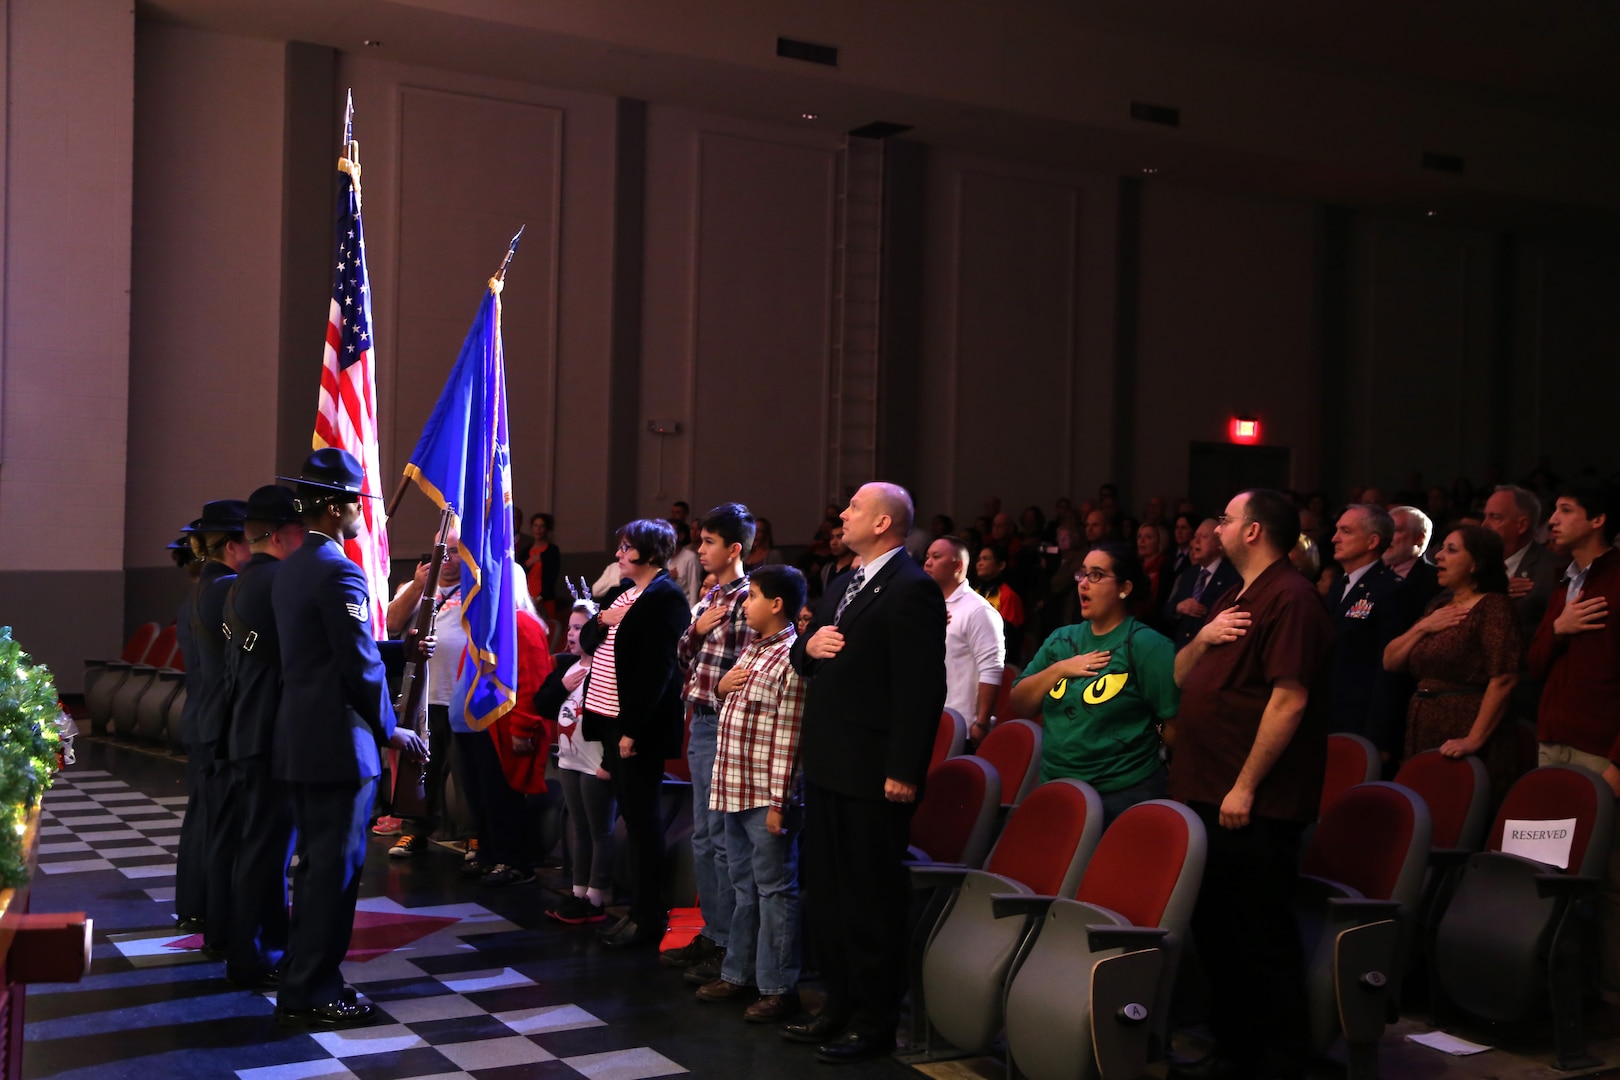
[390,507,453,818]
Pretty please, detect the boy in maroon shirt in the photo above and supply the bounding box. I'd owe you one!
[1530,479,1620,999]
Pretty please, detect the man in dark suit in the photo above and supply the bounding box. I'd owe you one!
[173,499,251,945]
[1386,505,1442,615]
[787,483,946,1064]
[213,485,304,989]
[271,450,428,1028]
[1485,484,1568,724]
[1324,504,1413,758]
[1163,518,1240,650]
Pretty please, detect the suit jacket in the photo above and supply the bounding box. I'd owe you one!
[177,560,238,748]
[271,531,402,784]
[1324,560,1412,753]
[1397,558,1443,622]
[1509,541,1566,643]
[1162,559,1241,650]
[579,571,691,758]
[791,549,947,800]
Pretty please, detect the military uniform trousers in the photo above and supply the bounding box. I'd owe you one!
[219,756,295,980]
[278,778,376,1010]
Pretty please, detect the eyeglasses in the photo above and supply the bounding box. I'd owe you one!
[1074,569,1117,584]
[1216,514,1248,528]
[616,542,632,554]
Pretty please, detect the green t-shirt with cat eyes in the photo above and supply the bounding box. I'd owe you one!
[1017,616,1178,792]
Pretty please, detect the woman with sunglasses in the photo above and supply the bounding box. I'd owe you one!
[1008,542,1179,823]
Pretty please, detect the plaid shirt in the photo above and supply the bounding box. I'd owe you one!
[679,576,754,709]
[711,625,805,813]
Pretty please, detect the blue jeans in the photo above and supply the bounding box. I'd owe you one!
[720,805,801,995]
[686,707,732,948]
[1098,764,1168,826]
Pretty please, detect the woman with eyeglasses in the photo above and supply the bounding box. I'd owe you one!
[1008,542,1180,823]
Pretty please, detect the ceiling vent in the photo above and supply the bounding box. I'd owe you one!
[1129,101,1180,127]
[848,121,913,139]
[1421,151,1465,175]
[777,37,838,67]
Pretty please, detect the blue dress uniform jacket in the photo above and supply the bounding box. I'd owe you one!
[271,531,401,783]
[179,560,239,747]
[224,552,284,762]
[1325,559,1411,753]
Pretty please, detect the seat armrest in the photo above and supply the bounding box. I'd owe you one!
[991,893,1055,920]
[1087,925,1169,953]
[1326,897,1401,925]
[1428,847,1471,870]
[1296,873,1361,903]
[1536,873,1602,900]
[909,864,970,891]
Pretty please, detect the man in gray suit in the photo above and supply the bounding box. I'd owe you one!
[1485,484,1567,723]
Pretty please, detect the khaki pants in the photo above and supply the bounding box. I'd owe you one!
[1539,742,1620,998]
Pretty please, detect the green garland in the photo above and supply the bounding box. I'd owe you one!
[0,626,62,889]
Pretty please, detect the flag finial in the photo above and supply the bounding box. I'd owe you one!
[490,225,525,291]
[344,89,354,146]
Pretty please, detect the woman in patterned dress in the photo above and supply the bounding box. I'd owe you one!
[1383,524,1522,799]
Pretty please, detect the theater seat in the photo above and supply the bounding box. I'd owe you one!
[164,685,187,750]
[1321,732,1380,817]
[997,800,1206,1080]
[932,709,967,769]
[992,662,1026,723]
[908,779,1104,1060]
[133,670,184,742]
[1432,764,1614,1070]
[909,756,1000,869]
[1393,751,1490,852]
[975,719,1042,808]
[1296,782,1431,1079]
[84,623,162,734]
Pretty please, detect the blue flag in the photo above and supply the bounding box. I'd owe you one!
[403,280,516,731]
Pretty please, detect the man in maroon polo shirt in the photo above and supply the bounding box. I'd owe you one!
[1169,488,1333,1080]
[1529,479,1620,999]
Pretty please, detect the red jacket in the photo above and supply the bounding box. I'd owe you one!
[490,611,556,793]
[1529,547,1620,763]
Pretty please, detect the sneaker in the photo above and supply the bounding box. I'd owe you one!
[659,934,718,969]
[682,954,727,985]
[481,864,535,886]
[462,839,480,863]
[548,894,607,925]
[459,859,490,877]
[389,834,426,858]
[371,816,403,836]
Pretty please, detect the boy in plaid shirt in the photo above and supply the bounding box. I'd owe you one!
[664,503,756,983]
[695,565,809,1022]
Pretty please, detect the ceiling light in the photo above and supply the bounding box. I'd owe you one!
[800,112,819,121]
[364,39,383,47]
[1141,167,1159,175]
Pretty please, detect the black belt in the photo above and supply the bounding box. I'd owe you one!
[1414,687,1484,699]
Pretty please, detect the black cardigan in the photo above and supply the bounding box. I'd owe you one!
[579,572,692,757]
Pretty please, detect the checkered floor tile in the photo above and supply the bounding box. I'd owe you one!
[38,771,181,891]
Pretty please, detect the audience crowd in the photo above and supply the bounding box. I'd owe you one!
[166,456,1620,1072]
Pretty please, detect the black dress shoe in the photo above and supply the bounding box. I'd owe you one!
[174,917,205,934]
[815,1029,894,1064]
[781,1012,848,1044]
[596,914,631,940]
[599,919,662,949]
[274,999,375,1028]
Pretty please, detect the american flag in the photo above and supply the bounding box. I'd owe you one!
[313,97,390,633]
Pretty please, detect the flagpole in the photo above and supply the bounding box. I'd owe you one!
[387,227,526,521]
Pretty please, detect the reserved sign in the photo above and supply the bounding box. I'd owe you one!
[1501,818,1578,870]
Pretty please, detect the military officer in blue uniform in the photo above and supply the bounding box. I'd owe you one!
[271,449,429,1027]
[213,484,305,988]
[174,499,251,944]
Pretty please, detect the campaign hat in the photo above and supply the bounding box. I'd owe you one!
[277,448,377,498]
[245,484,302,526]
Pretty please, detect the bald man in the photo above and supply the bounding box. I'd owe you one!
[788,482,947,1063]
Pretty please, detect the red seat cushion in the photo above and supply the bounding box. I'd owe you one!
[122,623,160,664]
[910,758,989,864]
[930,712,957,769]
[976,723,1035,804]
[985,781,1093,895]
[1075,802,1189,927]
[1321,734,1375,817]
[1394,751,1480,849]
[1302,784,1416,900]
